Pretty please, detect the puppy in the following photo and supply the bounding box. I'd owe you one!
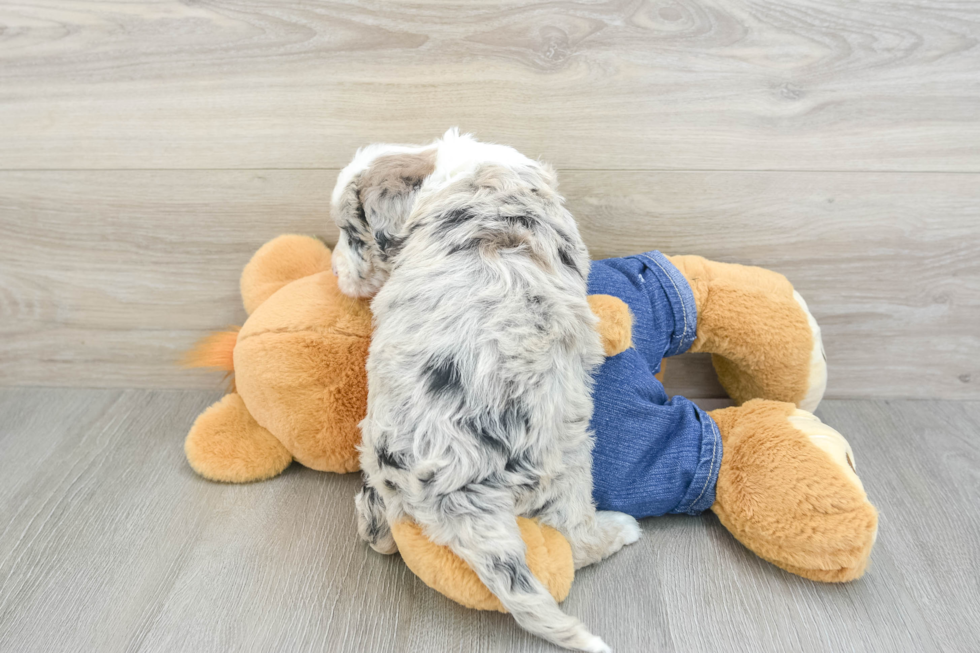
[331,130,640,652]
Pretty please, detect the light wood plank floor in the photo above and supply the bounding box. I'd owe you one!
[1,389,977,652]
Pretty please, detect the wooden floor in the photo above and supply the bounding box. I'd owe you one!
[0,389,977,653]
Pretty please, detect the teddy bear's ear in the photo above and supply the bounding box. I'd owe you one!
[240,235,332,314]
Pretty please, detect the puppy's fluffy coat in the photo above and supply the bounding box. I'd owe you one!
[331,130,639,652]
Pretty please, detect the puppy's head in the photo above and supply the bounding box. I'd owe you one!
[330,141,437,297]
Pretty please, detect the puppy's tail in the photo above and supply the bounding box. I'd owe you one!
[421,499,610,652]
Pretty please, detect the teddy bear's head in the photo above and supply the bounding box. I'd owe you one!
[233,235,371,473]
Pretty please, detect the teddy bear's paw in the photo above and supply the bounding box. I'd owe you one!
[706,286,826,410]
[791,291,828,412]
[709,400,878,583]
[788,409,863,493]
[185,393,293,483]
[669,255,826,410]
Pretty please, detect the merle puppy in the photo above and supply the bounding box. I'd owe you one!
[330,130,639,652]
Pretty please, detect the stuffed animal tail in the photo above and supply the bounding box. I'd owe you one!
[181,327,240,373]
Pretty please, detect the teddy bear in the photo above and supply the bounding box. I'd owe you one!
[184,234,877,611]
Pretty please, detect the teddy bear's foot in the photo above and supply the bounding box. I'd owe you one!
[185,393,293,483]
[709,400,877,582]
[390,518,575,612]
[668,255,826,410]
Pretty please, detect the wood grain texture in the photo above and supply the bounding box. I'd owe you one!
[566,170,980,400]
[2,169,977,398]
[0,170,333,388]
[0,389,977,652]
[1,1,979,170]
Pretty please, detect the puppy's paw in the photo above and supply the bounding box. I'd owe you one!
[369,536,399,555]
[597,511,641,551]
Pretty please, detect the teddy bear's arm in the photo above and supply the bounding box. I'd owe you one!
[588,294,633,357]
[185,393,293,483]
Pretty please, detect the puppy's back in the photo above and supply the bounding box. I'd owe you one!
[357,139,611,652]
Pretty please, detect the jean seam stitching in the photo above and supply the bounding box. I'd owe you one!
[639,252,692,356]
[685,415,719,512]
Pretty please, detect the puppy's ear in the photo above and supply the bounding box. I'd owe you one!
[333,172,372,260]
[331,147,438,297]
[357,149,437,261]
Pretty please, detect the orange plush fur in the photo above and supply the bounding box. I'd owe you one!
[587,294,633,356]
[668,255,813,406]
[185,235,371,478]
[709,400,878,582]
[185,236,877,612]
[392,518,575,612]
[185,235,636,482]
[183,235,635,609]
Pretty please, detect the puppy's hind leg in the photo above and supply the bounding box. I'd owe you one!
[539,457,641,570]
[355,481,397,555]
[569,511,642,570]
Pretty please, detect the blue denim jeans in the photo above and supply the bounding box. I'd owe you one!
[588,252,722,518]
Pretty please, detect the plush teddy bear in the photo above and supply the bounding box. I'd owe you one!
[184,234,877,610]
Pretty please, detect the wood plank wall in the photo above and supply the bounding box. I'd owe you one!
[1,1,978,398]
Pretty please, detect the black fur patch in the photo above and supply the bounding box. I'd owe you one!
[448,239,481,255]
[436,208,478,234]
[557,247,580,276]
[354,196,369,226]
[435,487,495,518]
[360,483,385,543]
[342,223,366,254]
[463,401,529,458]
[377,443,407,470]
[362,482,380,502]
[504,213,536,230]
[554,227,575,246]
[527,497,557,518]
[384,479,398,492]
[464,416,510,456]
[375,231,407,261]
[489,468,538,492]
[502,449,541,490]
[425,356,462,396]
[505,452,532,474]
[503,401,532,433]
[488,554,535,593]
